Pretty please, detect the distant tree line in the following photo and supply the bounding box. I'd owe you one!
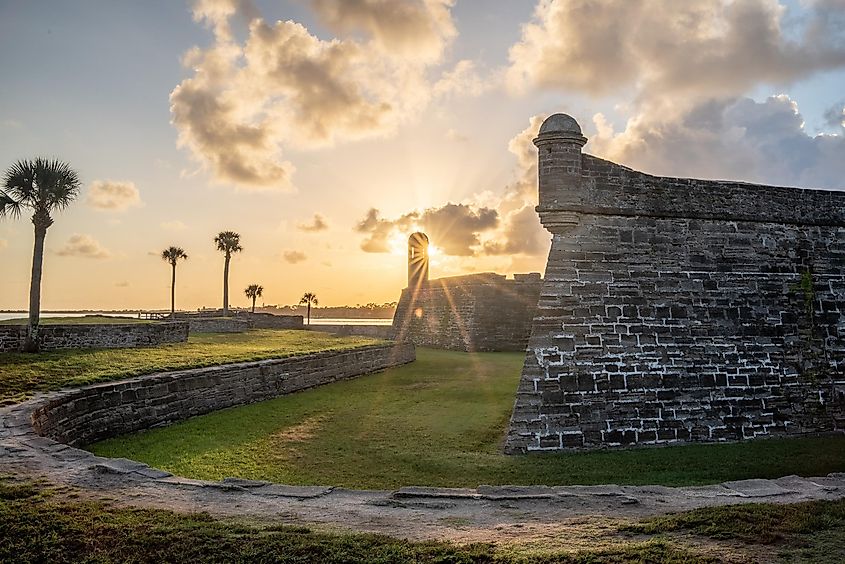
[1,157,331,349]
[258,302,397,319]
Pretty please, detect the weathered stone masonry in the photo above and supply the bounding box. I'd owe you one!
[0,322,188,353]
[393,273,542,352]
[505,113,845,453]
[29,343,415,446]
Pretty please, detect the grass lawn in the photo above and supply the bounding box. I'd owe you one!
[2,478,842,563]
[0,315,149,325]
[0,329,383,405]
[90,348,845,489]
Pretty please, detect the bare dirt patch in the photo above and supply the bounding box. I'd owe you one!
[271,414,329,443]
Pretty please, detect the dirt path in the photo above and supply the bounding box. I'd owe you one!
[3,396,844,548]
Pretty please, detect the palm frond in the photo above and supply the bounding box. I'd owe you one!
[2,159,38,205]
[244,284,264,298]
[299,292,318,306]
[1,158,81,220]
[214,230,242,253]
[0,191,23,218]
[162,246,188,265]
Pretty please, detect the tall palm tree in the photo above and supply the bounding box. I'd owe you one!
[161,246,188,317]
[1,158,81,352]
[299,292,318,325]
[244,284,263,314]
[214,230,242,316]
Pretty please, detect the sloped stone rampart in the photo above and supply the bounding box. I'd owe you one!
[0,322,188,353]
[28,343,415,446]
[505,114,845,453]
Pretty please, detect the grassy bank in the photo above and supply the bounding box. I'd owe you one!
[90,348,845,489]
[0,329,383,405]
[2,478,842,563]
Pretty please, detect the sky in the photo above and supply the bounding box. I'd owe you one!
[1,0,844,311]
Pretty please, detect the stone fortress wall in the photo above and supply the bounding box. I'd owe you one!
[392,272,542,352]
[176,312,304,333]
[0,322,188,353]
[309,324,396,340]
[505,113,845,453]
[30,343,415,446]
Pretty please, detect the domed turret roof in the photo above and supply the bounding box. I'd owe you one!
[538,113,582,136]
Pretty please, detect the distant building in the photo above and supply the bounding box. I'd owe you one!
[392,233,542,352]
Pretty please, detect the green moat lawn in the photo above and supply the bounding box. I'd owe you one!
[0,329,383,405]
[90,347,845,489]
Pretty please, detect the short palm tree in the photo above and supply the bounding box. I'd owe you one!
[299,292,318,325]
[244,284,263,314]
[214,231,242,316]
[161,246,188,317]
[1,158,81,352]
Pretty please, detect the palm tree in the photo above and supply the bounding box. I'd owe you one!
[299,292,318,325]
[214,231,242,316]
[1,158,81,352]
[244,284,263,314]
[161,246,188,317]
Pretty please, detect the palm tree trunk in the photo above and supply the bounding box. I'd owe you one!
[251,296,256,314]
[25,223,48,353]
[170,263,176,317]
[222,254,230,316]
[307,302,311,325]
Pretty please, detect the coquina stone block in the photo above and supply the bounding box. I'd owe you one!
[505,113,845,453]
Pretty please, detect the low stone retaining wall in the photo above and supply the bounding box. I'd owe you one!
[0,322,188,353]
[0,326,22,352]
[187,317,250,333]
[246,313,304,329]
[29,343,415,446]
[311,324,396,339]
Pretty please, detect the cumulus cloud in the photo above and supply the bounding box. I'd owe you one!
[590,94,845,189]
[506,0,845,191]
[297,214,329,232]
[433,59,487,98]
[309,0,456,63]
[507,0,845,98]
[160,220,187,231]
[355,115,552,258]
[482,115,549,255]
[86,180,142,211]
[356,203,498,256]
[56,234,111,259]
[283,249,307,264]
[171,0,461,190]
[824,101,845,131]
[445,128,467,142]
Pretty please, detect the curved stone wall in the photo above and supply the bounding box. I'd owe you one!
[311,324,396,339]
[29,343,415,446]
[0,322,188,353]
